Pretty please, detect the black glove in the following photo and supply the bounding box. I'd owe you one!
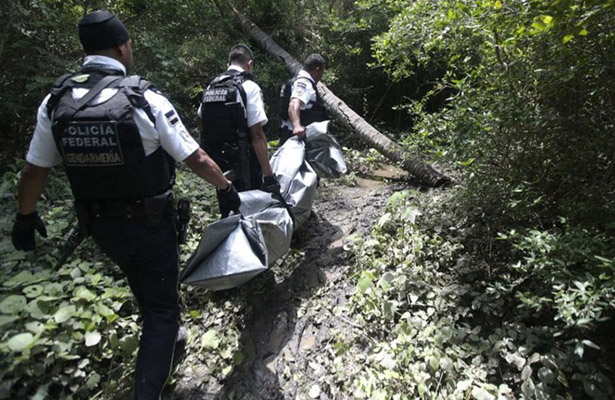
[11,212,48,251]
[262,175,281,195]
[216,183,241,218]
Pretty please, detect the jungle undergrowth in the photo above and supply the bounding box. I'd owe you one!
[317,184,615,400]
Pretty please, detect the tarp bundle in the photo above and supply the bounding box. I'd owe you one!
[181,121,346,290]
[304,121,347,179]
[237,190,294,265]
[269,133,318,227]
[179,214,267,290]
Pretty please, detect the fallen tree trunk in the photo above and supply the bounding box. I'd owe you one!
[218,2,449,186]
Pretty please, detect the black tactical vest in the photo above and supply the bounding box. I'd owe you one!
[48,69,174,201]
[200,70,250,146]
[279,75,328,126]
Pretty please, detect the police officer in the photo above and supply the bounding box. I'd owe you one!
[279,54,328,144]
[10,11,240,400]
[198,44,278,213]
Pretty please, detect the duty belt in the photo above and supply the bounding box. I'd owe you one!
[75,191,173,231]
[87,199,146,219]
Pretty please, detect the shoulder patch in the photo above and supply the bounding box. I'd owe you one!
[165,110,179,125]
[294,85,306,98]
[71,74,90,83]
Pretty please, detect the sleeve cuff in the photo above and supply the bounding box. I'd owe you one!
[176,141,200,162]
[25,154,60,168]
[248,118,268,128]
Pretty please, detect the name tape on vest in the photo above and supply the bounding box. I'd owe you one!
[202,88,231,103]
[60,121,124,167]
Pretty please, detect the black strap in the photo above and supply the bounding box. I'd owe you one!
[233,71,251,107]
[121,76,175,185]
[121,75,156,124]
[46,74,74,118]
[74,75,121,109]
[296,75,317,91]
[57,75,123,125]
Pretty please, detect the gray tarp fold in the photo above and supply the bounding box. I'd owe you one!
[270,135,318,227]
[181,122,345,290]
[237,190,294,264]
[180,214,267,290]
[304,121,347,179]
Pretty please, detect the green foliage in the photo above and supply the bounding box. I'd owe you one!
[0,165,135,399]
[0,0,82,166]
[365,0,615,232]
[0,163,245,399]
[324,188,614,399]
[498,226,615,331]
[126,0,240,130]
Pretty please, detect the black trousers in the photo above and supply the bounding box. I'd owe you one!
[90,214,180,400]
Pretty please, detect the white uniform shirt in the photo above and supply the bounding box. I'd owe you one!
[197,65,268,129]
[291,70,318,109]
[281,70,317,129]
[26,55,199,168]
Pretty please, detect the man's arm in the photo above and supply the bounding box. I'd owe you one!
[18,162,51,214]
[288,98,305,138]
[249,123,273,177]
[12,162,50,251]
[241,81,274,177]
[184,148,233,190]
[185,148,241,217]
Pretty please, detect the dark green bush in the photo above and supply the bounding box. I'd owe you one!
[364,0,615,232]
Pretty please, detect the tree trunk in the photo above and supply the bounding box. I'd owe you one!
[219,2,450,187]
[0,1,16,68]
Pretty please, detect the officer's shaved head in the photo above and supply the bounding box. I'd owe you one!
[304,54,326,72]
[228,44,254,66]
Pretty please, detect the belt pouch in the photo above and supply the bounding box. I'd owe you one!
[143,191,172,227]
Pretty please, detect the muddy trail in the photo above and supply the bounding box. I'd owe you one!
[172,166,410,400]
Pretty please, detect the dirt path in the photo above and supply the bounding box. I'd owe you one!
[172,165,407,400]
[220,178,395,399]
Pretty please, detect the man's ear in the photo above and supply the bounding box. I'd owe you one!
[116,43,127,57]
